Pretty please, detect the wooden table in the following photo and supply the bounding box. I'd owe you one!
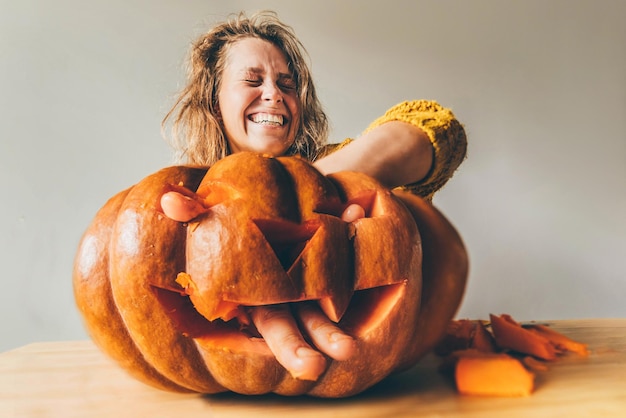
[1,319,625,417]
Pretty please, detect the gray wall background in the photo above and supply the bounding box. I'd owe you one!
[1,0,624,352]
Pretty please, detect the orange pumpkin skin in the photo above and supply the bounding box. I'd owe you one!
[73,152,468,398]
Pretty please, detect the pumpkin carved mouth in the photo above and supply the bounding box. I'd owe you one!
[151,279,407,345]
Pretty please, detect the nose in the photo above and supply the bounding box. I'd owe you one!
[262,81,283,103]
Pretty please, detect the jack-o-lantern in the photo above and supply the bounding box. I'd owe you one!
[73,152,468,398]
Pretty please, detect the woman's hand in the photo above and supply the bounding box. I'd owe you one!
[160,188,210,222]
[248,302,356,381]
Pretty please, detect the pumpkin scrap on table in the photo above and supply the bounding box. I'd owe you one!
[435,313,590,397]
[73,152,469,398]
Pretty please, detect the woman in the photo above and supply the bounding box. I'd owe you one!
[161,11,467,381]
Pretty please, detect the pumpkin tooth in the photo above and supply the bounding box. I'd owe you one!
[319,296,350,323]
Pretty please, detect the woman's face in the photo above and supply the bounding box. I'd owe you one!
[218,38,301,157]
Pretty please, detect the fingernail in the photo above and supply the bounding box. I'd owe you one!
[295,346,321,359]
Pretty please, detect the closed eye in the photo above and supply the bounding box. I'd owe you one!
[278,77,297,91]
[279,83,296,92]
[242,77,296,93]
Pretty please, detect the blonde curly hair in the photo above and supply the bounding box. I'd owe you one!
[162,11,329,166]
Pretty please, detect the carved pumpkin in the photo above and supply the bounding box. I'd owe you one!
[73,152,468,398]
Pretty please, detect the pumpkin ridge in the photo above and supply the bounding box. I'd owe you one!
[108,167,222,393]
[73,188,191,393]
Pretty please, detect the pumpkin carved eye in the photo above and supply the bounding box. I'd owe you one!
[73,152,468,398]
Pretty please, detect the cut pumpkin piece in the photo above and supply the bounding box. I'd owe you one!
[525,323,590,357]
[490,314,558,361]
[455,352,535,397]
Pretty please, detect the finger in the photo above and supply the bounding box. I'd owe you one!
[249,305,327,381]
[341,203,366,222]
[160,191,208,222]
[295,302,357,361]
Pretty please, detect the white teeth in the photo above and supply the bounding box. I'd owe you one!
[251,113,284,126]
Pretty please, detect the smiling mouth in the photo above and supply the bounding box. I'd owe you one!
[250,113,285,126]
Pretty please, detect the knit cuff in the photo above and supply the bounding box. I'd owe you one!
[363,100,467,201]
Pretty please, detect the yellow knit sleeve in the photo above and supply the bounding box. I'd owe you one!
[319,100,467,201]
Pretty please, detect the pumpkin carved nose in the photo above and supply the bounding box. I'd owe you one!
[252,218,320,271]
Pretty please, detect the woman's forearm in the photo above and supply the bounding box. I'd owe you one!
[313,121,433,189]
